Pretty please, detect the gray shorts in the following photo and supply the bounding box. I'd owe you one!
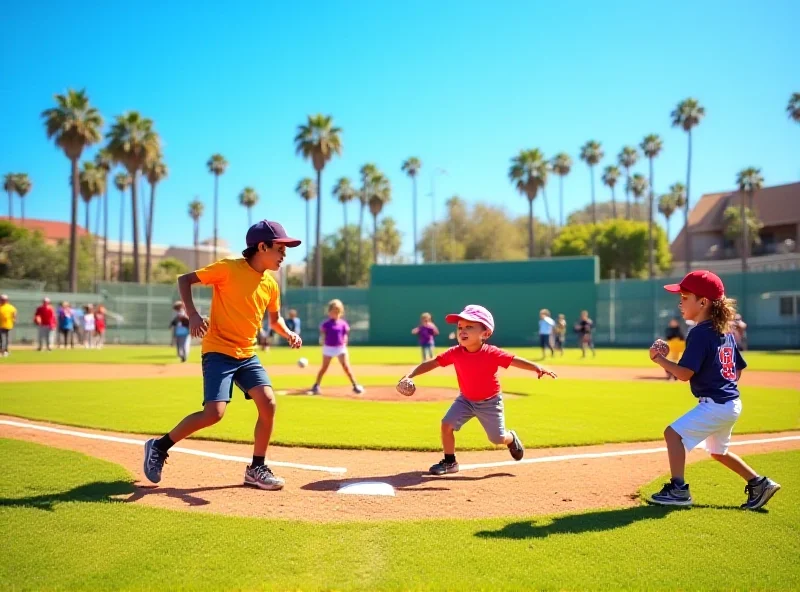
[442,394,507,444]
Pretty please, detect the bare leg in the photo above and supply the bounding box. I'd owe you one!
[664,426,686,480]
[441,422,456,455]
[337,352,358,385]
[710,451,758,481]
[248,385,277,457]
[168,402,226,443]
[314,356,333,385]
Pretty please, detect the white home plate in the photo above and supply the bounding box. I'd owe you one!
[337,481,396,497]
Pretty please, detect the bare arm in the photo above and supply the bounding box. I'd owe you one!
[406,359,441,379]
[269,311,302,348]
[177,272,208,338]
[651,354,695,382]
[510,356,557,379]
[411,327,420,334]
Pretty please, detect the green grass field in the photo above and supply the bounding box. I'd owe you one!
[2,376,797,450]
[1,344,798,370]
[1,438,797,591]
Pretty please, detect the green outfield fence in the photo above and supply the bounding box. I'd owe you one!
[2,259,798,348]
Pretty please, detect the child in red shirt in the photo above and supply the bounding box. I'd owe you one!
[398,304,557,475]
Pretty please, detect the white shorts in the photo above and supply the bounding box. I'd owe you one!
[322,345,347,358]
[671,398,742,454]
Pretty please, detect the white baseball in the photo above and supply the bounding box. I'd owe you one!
[297,357,309,368]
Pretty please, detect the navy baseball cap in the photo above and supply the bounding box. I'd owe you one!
[245,220,301,248]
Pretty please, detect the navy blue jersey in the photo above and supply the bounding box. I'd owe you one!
[678,320,747,403]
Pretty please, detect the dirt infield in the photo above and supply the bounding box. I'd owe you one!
[2,416,798,523]
[275,385,471,402]
[2,362,798,389]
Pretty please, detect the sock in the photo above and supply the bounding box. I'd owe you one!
[155,434,174,453]
[670,477,686,488]
[251,455,265,468]
[748,475,764,485]
[444,454,456,464]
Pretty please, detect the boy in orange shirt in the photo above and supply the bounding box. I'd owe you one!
[143,220,302,491]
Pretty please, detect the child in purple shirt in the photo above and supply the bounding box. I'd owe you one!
[310,299,364,395]
[411,312,439,360]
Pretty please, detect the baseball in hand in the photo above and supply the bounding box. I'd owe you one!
[396,377,416,397]
[650,339,669,359]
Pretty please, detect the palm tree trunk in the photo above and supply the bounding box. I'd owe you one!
[315,169,323,287]
[145,181,156,284]
[68,158,79,292]
[247,206,253,227]
[103,184,108,281]
[412,176,418,264]
[740,192,747,272]
[527,197,535,259]
[372,214,379,264]
[589,166,597,225]
[624,170,631,220]
[94,192,102,290]
[648,157,655,279]
[194,220,199,269]
[611,186,617,219]
[304,199,310,287]
[357,201,365,270]
[130,171,141,283]
[666,215,671,244]
[118,189,125,281]
[343,203,350,286]
[558,175,564,227]
[6,190,12,220]
[541,185,551,255]
[85,201,90,249]
[213,174,219,262]
[21,197,25,225]
[684,130,693,273]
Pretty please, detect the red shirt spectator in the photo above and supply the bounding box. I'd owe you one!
[34,300,56,329]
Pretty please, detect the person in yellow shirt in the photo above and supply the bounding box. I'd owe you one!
[143,220,303,491]
[0,294,17,357]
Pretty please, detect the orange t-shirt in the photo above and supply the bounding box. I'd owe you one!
[195,258,281,359]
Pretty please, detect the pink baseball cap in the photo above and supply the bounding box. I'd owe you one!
[445,304,495,333]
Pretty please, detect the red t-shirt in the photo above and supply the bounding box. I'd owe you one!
[436,344,515,401]
[95,312,106,332]
[34,305,56,329]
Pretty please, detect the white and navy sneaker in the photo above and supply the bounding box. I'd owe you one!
[429,458,459,476]
[309,384,321,395]
[649,482,693,507]
[244,464,285,491]
[353,384,365,395]
[742,477,781,510]
[143,438,169,484]
[508,430,524,461]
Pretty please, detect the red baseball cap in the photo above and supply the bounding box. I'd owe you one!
[445,304,495,333]
[664,270,725,301]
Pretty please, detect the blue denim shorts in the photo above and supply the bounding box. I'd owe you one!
[201,352,272,404]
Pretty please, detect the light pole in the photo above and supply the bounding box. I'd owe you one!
[430,167,447,263]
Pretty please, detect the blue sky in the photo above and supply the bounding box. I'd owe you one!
[2,0,798,265]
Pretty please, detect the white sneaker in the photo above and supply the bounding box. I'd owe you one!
[353,384,365,395]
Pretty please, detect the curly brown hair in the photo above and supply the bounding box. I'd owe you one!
[709,297,737,334]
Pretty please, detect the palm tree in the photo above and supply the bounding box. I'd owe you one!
[671,98,705,272]
[667,182,687,241]
[106,112,160,283]
[41,89,103,292]
[3,174,17,220]
[95,149,113,281]
[617,146,639,220]
[188,199,204,269]
[206,154,228,262]
[628,174,649,217]
[143,154,168,283]
[294,114,343,287]
[333,177,357,284]
[295,178,317,287]
[239,187,259,226]
[551,153,572,227]
[401,157,422,263]
[658,193,677,239]
[601,165,621,218]
[14,174,32,224]
[114,172,132,280]
[579,141,604,226]
[509,148,547,258]
[367,173,391,264]
[640,134,663,278]
[78,161,104,238]
[787,92,800,123]
[358,163,378,271]
[736,167,764,272]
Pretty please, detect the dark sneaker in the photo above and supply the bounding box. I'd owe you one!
[310,384,321,395]
[429,459,459,476]
[741,477,781,510]
[353,384,365,395]
[649,482,692,507]
[244,464,285,491]
[143,438,169,484]
[508,430,524,461]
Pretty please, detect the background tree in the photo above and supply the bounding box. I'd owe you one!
[509,148,547,258]
[658,193,678,239]
[627,173,649,217]
[295,177,317,287]
[375,217,403,263]
[357,163,378,272]
[640,133,663,278]
[95,148,113,281]
[78,161,104,233]
[401,157,422,263]
[113,172,132,280]
[143,154,167,283]
[551,153,572,227]
[152,257,189,284]
[617,146,639,220]
[14,174,32,224]
[41,88,103,292]
[3,174,18,220]
[239,187,259,226]
[723,206,763,259]
[735,167,765,272]
[367,173,391,264]
[106,111,160,283]
[206,153,228,262]
[579,140,604,226]
[188,199,204,269]
[320,226,373,286]
[601,165,620,218]
[566,201,648,225]
[294,114,343,287]
[332,177,356,284]
[671,97,705,271]
[787,92,800,123]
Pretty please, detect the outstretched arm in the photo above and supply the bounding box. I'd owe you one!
[510,356,557,379]
[405,359,440,379]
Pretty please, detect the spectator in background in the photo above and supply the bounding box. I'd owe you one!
[95,305,107,349]
[574,310,596,358]
[34,297,56,352]
[663,318,685,380]
[554,314,567,356]
[170,302,191,362]
[285,309,301,337]
[411,312,439,361]
[83,304,96,349]
[57,301,76,349]
[72,304,85,345]
[730,314,748,351]
[0,294,17,357]
[538,308,556,358]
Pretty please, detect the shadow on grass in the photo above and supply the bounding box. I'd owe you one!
[303,470,514,493]
[0,479,135,511]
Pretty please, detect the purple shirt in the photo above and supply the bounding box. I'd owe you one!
[417,324,437,346]
[320,318,349,347]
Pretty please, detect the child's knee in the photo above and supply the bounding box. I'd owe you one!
[488,431,507,446]
[203,404,226,424]
[440,421,455,433]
